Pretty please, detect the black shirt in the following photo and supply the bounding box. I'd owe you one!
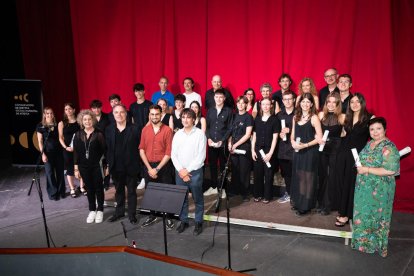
[114,128,126,172]
[73,129,106,168]
[95,112,110,134]
[205,88,235,110]
[253,115,280,151]
[272,90,284,110]
[206,106,233,143]
[129,100,153,131]
[319,86,340,108]
[276,109,295,160]
[36,123,61,153]
[341,93,352,114]
[231,112,253,150]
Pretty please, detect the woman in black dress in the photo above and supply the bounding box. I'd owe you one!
[36,107,65,200]
[173,94,185,133]
[190,100,206,132]
[74,110,106,223]
[228,96,253,200]
[157,98,173,130]
[317,92,345,215]
[58,103,85,198]
[334,93,373,226]
[251,98,280,203]
[291,93,322,216]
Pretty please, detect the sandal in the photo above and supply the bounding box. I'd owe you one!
[70,189,77,198]
[80,187,87,196]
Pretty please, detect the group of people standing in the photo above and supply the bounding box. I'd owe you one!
[36,71,400,256]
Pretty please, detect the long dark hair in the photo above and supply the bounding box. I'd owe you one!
[294,93,317,122]
[344,93,371,132]
[62,102,76,127]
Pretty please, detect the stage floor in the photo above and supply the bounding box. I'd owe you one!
[104,186,352,243]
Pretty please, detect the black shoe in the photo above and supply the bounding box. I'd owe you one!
[193,223,203,236]
[166,219,175,230]
[320,209,330,216]
[142,216,157,227]
[176,222,189,233]
[129,217,138,225]
[108,214,125,222]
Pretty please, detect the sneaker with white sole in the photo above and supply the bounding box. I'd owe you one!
[277,193,290,204]
[137,178,145,190]
[86,211,96,223]
[203,187,214,196]
[95,211,104,223]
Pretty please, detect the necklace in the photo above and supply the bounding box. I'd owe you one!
[84,131,94,159]
[301,113,309,119]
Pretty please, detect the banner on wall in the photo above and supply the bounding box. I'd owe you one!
[2,79,43,165]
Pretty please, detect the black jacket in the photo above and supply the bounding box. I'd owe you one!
[105,123,141,176]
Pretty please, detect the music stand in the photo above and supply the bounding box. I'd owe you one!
[140,182,187,256]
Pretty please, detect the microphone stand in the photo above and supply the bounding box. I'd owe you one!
[28,127,52,248]
[214,145,256,273]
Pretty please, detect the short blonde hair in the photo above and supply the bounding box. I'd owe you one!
[77,109,97,129]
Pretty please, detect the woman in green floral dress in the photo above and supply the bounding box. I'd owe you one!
[351,117,400,257]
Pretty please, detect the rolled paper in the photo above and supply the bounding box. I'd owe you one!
[233,149,246,155]
[281,119,287,141]
[399,146,411,157]
[351,148,361,167]
[295,137,301,152]
[259,149,271,168]
[319,130,330,152]
[69,133,75,148]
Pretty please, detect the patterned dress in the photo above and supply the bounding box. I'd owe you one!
[351,139,400,257]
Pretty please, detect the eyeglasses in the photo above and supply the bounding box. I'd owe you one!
[324,74,337,79]
[283,98,294,101]
[245,93,254,96]
[339,80,350,84]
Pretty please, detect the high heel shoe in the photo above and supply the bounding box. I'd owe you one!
[335,218,349,227]
[70,189,77,198]
[80,187,87,196]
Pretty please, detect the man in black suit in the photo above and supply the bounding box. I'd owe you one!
[105,104,141,224]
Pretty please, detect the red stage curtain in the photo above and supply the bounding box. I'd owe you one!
[17,0,413,211]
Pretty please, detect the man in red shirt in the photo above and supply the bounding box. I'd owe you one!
[139,105,174,228]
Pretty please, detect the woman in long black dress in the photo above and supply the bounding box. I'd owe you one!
[36,107,65,201]
[58,103,85,198]
[157,98,173,130]
[334,93,373,226]
[228,96,253,200]
[73,110,106,223]
[317,92,345,215]
[291,93,322,216]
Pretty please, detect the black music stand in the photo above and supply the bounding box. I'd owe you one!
[140,182,187,256]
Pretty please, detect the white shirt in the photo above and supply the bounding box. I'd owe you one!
[171,126,206,173]
[183,92,202,108]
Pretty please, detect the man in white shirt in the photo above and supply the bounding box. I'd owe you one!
[171,108,207,235]
[182,77,202,108]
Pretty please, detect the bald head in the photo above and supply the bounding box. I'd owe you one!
[211,75,222,91]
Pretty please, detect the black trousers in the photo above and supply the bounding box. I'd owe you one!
[208,146,228,189]
[80,166,104,211]
[279,159,292,196]
[230,151,252,197]
[111,172,138,219]
[253,158,274,201]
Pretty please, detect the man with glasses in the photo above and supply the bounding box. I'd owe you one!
[272,73,294,112]
[319,68,340,108]
[276,91,296,204]
[337,74,353,113]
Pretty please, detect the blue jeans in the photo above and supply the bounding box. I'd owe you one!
[176,168,204,223]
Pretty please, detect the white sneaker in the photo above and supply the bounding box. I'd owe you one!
[95,211,103,223]
[203,187,214,196]
[86,211,96,223]
[221,189,226,199]
[277,193,290,204]
[137,178,146,190]
[210,188,218,195]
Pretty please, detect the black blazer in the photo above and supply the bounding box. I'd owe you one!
[105,123,141,176]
